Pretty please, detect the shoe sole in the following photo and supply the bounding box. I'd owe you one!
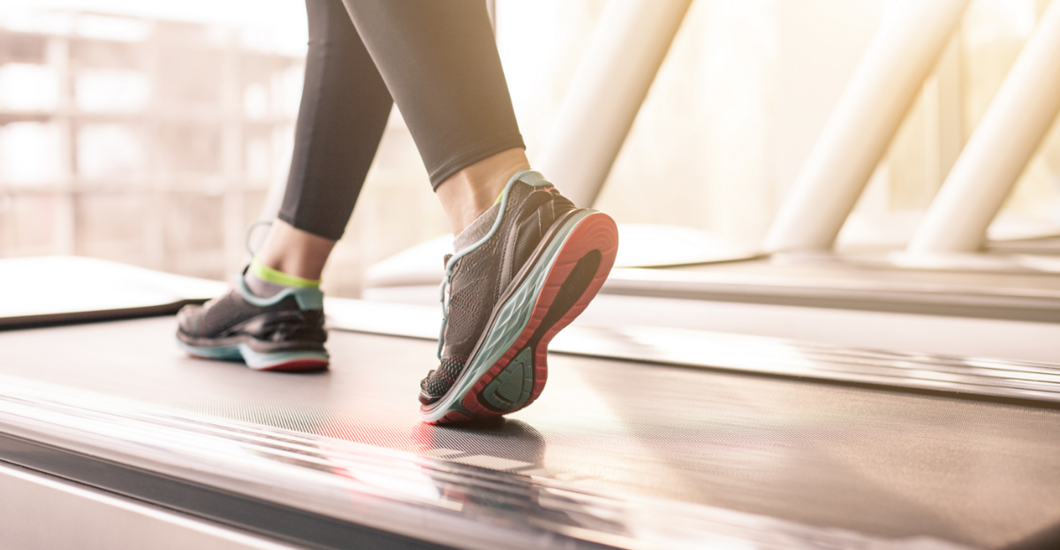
[421,210,619,424]
[177,340,329,372]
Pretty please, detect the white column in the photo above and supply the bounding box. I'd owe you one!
[221,31,246,274]
[534,0,693,208]
[908,0,1060,253]
[46,36,76,256]
[143,29,166,271]
[763,0,970,253]
[923,35,964,195]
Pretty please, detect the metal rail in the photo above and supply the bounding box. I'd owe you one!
[325,298,1060,406]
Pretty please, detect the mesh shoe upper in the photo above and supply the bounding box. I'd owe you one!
[419,174,579,404]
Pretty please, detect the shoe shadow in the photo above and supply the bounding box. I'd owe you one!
[411,417,547,473]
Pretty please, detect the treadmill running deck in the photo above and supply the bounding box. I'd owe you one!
[0,317,1057,549]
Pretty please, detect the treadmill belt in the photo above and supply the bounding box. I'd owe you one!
[1,316,1057,549]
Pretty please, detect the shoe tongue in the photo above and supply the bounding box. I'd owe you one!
[454,201,501,253]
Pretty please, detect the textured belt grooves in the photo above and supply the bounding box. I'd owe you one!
[0,376,972,550]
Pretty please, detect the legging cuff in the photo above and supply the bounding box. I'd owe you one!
[428,133,527,190]
[277,209,345,242]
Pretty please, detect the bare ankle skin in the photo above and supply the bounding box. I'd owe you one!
[435,148,531,235]
[255,220,337,281]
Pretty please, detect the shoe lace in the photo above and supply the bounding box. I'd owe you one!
[435,169,552,360]
[244,219,273,256]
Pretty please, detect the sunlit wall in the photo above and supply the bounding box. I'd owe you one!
[0,1,307,280]
[1,0,1059,296]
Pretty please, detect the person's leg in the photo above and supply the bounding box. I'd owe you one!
[340,0,528,235]
[341,1,619,423]
[176,0,392,371]
[255,0,394,281]
[248,142,530,283]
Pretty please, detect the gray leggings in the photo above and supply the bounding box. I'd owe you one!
[279,0,526,240]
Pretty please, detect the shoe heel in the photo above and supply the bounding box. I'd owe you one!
[238,344,329,372]
[526,211,619,394]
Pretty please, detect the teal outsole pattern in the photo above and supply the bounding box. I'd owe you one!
[481,347,535,411]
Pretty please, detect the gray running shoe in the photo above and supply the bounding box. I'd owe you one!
[176,272,329,371]
[419,169,618,424]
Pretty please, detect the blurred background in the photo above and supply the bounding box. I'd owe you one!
[1,0,1059,297]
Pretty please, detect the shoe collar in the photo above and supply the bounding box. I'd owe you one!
[237,220,325,311]
[235,270,324,310]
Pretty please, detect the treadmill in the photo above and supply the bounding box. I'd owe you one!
[1,256,1059,550]
[362,227,1060,365]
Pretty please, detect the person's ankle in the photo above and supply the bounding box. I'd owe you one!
[437,148,529,234]
[244,256,321,298]
[253,220,336,281]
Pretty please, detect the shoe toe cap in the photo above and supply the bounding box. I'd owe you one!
[175,303,205,336]
[418,373,442,405]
